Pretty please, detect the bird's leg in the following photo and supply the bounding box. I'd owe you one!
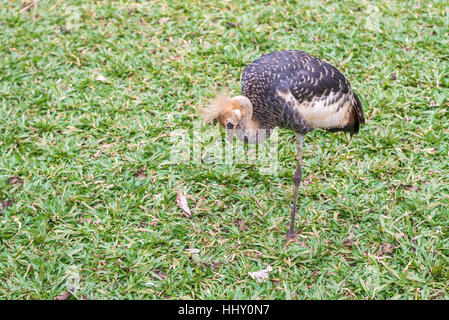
[283,133,304,249]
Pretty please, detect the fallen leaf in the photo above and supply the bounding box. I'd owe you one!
[176,190,192,218]
[95,74,108,82]
[248,265,273,283]
[144,281,157,287]
[422,148,437,154]
[9,176,23,185]
[54,291,71,300]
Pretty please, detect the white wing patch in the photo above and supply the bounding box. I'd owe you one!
[277,89,351,129]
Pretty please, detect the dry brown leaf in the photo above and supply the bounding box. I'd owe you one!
[176,190,192,218]
[95,74,107,82]
[422,148,437,154]
[248,265,273,283]
[54,291,71,300]
[9,176,23,185]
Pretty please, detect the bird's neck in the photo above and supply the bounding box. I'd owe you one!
[235,115,272,144]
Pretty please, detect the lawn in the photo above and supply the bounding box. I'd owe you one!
[0,0,448,299]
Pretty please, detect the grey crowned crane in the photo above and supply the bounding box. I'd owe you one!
[202,50,365,249]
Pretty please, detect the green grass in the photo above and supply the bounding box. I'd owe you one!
[1,0,448,299]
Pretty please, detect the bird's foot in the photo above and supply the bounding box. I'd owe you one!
[282,232,298,249]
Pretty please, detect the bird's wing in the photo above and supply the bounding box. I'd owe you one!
[286,61,350,104]
[282,60,365,133]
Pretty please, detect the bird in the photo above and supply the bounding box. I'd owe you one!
[201,50,365,249]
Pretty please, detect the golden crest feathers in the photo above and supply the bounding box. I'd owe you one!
[200,94,232,123]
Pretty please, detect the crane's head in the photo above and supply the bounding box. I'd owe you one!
[201,95,253,142]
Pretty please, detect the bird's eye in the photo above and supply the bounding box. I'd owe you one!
[226,122,234,129]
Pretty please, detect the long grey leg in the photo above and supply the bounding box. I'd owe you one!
[284,133,304,249]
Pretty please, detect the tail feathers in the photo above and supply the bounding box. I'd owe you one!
[326,92,365,135]
[345,92,365,134]
[353,92,365,126]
